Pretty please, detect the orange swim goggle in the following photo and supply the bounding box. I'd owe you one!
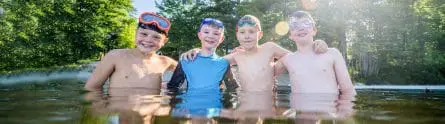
[138,12,171,34]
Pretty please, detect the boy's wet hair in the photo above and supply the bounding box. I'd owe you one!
[236,15,262,31]
[138,23,168,37]
[288,11,316,25]
[198,18,225,32]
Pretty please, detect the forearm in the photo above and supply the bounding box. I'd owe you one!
[84,74,108,91]
[224,79,239,91]
[340,86,356,95]
[167,63,185,91]
[223,66,239,91]
[84,84,102,91]
[274,61,287,77]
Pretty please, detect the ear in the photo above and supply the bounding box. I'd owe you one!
[313,27,318,36]
[163,37,169,44]
[259,31,264,39]
[220,35,225,43]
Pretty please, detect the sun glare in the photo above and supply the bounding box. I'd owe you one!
[275,21,289,36]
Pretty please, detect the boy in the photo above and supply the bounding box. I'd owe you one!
[167,18,237,92]
[277,11,356,95]
[182,15,328,92]
[84,12,177,92]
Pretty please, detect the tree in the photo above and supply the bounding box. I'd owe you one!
[0,0,135,71]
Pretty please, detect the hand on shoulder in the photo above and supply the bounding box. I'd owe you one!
[314,40,329,54]
[180,48,200,61]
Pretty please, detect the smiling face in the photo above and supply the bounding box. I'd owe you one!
[198,25,225,50]
[236,25,263,50]
[288,18,317,45]
[236,15,262,50]
[135,28,168,53]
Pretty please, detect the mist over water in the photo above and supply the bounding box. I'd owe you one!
[0,63,96,85]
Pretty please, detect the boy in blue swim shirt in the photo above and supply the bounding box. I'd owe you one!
[167,18,238,92]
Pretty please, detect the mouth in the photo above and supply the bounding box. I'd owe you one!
[139,41,157,48]
[205,40,217,44]
[241,40,253,44]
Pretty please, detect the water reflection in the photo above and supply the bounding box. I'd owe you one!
[171,90,223,118]
[221,91,280,123]
[83,88,171,124]
[168,90,226,124]
[83,87,356,124]
[283,93,356,123]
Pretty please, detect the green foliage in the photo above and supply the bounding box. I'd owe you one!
[2,0,444,84]
[158,0,445,84]
[0,0,135,71]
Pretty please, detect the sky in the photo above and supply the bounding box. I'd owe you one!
[132,0,159,17]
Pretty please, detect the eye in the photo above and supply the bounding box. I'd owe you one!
[152,35,161,39]
[140,33,148,36]
[213,32,220,35]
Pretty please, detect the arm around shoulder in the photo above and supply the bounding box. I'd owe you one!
[331,48,356,95]
[274,60,287,77]
[84,49,121,91]
[264,42,290,59]
[167,61,186,92]
[222,65,239,91]
[165,57,178,72]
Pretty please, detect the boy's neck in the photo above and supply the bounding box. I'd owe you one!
[133,49,156,59]
[199,47,216,57]
[296,41,315,54]
[244,45,259,53]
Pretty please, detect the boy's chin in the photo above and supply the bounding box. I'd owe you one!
[136,46,157,54]
[240,44,254,49]
[293,37,313,42]
[203,45,218,50]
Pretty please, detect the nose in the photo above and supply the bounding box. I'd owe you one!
[244,35,250,40]
[145,37,158,44]
[206,35,216,40]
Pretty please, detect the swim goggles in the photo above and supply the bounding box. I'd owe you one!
[288,18,314,30]
[237,16,259,27]
[138,12,171,34]
[199,18,224,31]
[236,19,260,31]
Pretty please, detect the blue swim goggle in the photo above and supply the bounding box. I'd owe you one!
[199,18,224,31]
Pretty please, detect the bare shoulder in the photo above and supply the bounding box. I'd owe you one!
[327,48,342,55]
[105,49,130,56]
[261,42,279,49]
[326,48,345,62]
[158,55,178,71]
[158,55,178,64]
[102,49,130,61]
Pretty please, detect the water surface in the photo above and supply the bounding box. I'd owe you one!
[0,79,444,124]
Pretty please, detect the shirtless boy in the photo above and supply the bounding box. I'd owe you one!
[277,11,356,95]
[182,15,328,92]
[84,12,177,92]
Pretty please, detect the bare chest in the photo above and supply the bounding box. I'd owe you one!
[284,54,335,76]
[113,58,168,81]
[235,51,274,72]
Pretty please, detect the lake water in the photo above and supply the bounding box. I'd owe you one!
[0,77,444,124]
